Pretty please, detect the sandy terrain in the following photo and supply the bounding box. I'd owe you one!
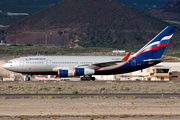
[1,116,180,120]
[0,98,180,119]
[0,81,180,94]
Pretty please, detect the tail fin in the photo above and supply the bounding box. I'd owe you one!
[134,26,176,58]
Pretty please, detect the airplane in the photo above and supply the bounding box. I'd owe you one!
[2,26,177,81]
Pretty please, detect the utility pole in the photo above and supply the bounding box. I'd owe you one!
[116,48,117,56]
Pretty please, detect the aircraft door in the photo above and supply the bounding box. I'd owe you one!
[19,59,24,67]
[46,59,51,67]
[131,59,136,66]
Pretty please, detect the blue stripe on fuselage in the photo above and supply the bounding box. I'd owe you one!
[95,57,159,75]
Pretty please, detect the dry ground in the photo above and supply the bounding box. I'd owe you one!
[1,116,180,120]
[0,81,180,94]
[0,81,180,119]
[0,98,180,119]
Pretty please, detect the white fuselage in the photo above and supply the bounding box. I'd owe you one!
[3,56,126,74]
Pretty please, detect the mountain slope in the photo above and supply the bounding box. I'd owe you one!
[3,0,180,49]
[0,0,61,14]
[116,0,176,12]
[150,0,180,20]
[0,0,175,26]
[0,0,174,13]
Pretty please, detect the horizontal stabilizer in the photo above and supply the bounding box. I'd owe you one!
[144,57,176,62]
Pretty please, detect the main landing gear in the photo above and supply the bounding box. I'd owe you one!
[80,75,96,81]
[22,74,31,81]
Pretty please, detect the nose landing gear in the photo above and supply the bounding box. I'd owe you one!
[22,74,31,81]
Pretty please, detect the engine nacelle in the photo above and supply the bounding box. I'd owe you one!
[74,68,95,76]
[58,69,74,77]
[57,68,95,77]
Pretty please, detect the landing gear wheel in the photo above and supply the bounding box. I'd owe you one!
[27,77,31,81]
[86,77,91,81]
[22,74,31,81]
[91,77,95,81]
[80,76,96,81]
[81,77,87,81]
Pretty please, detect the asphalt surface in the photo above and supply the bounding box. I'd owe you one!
[0,93,180,99]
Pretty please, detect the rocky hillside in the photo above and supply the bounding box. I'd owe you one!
[0,0,61,14]
[150,0,180,20]
[3,0,180,49]
[117,0,175,12]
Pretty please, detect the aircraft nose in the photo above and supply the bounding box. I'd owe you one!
[2,63,8,69]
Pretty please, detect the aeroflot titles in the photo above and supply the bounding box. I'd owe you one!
[25,58,46,61]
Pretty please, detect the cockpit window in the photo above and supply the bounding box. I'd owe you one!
[7,61,13,63]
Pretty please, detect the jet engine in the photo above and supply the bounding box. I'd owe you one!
[57,69,74,77]
[74,68,95,76]
[57,68,95,77]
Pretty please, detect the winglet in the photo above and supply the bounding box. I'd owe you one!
[122,52,131,61]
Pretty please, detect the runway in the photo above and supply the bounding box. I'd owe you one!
[0,93,180,99]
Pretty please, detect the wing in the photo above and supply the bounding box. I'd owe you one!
[77,52,131,70]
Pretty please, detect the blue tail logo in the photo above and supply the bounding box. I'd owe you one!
[134,26,176,58]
